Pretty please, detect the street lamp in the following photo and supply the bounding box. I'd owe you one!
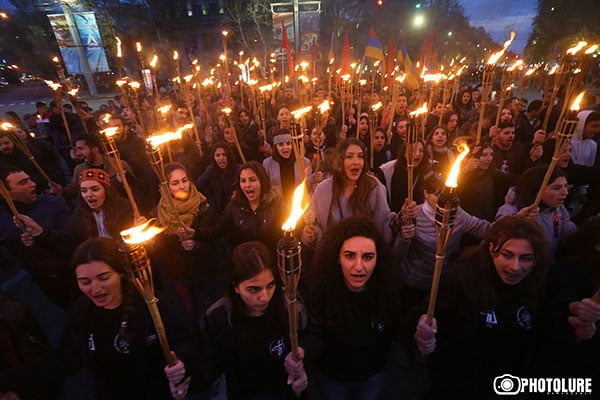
[414,14,425,27]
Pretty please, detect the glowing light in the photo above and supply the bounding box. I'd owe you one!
[116,36,122,58]
[445,145,470,188]
[150,55,158,68]
[173,50,179,61]
[1,122,15,131]
[44,80,61,91]
[129,81,141,89]
[120,219,165,244]
[318,100,330,113]
[100,127,119,137]
[68,88,79,96]
[409,103,428,116]
[570,91,585,112]
[282,180,309,231]
[291,106,313,119]
[487,31,516,64]
[585,44,598,55]
[135,42,142,53]
[566,41,587,55]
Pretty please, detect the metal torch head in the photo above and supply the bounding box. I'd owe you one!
[277,230,302,290]
[435,187,459,229]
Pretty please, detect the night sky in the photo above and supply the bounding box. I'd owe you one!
[460,0,538,55]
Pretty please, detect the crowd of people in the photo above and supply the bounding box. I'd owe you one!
[0,74,599,400]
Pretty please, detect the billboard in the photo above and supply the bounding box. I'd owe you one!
[48,12,110,74]
[272,2,320,58]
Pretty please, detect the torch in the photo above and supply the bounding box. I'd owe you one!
[181,74,202,157]
[1,123,54,185]
[100,125,141,221]
[541,41,587,132]
[356,79,367,137]
[149,54,160,101]
[494,59,523,127]
[44,80,73,148]
[51,56,68,85]
[368,102,382,169]
[120,220,176,366]
[258,84,273,137]
[476,31,516,145]
[406,103,428,223]
[67,88,90,135]
[116,36,123,79]
[127,81,146,135]
[290,106,313,182]
[146,126,192,227]
[519,67,537,105]
[0,176,24,230]
[531,91,584,209]
[426,145,470,325]
[222,108,246,164]
[277,181,308,384]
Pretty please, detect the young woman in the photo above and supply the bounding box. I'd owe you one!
[425,126,455,176]
[307,138,393,244]
[195,161,286,251]
[496,165,576,253]
[371,128,393,170]
[236,108,263,162]
[0,238,195,399]
[19,168,134,254]
[155,162,217,323]
[442,111,464,143]
[195,142,241,217]
[290,218,419,399]
[453,89,474,125]
[416,215,550,398]
[262,130,312,202]
[200,241,308,399]
[356,114,370,144]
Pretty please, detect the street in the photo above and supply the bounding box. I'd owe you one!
[0,81,117,117]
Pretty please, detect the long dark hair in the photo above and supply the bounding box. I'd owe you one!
[330,138,377,220]
[463,215,549,309]
[308,217,402,329]
[211,141,236,172]
[230,241,285,320]
[232,161,272,206]
[514,165,567,210]
[79,180,124,239]
[72,238,136,342]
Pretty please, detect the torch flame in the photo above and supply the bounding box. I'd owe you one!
[566,41,587,55]
[445,144,470,188]
[222,107,232,116]
[68,88,79,96]
[116,36,122,58]
[298,75,309,83]
[44,80,61,91]
[359,79,367,85]
[282,180,308,231]
[52,56,60,63]
[259,84,273,92]
[100,126,119,137]
[116,79,127,87]
[548,65,558,75]
[120,218,165,244]
[525,67,536,76]
[318,100,330,113]
[1,122,15,131]
[129,81,141,89]
[487,30,516,64]
[173,50,179,61]
[423,73,444,83]
[585,44,598,55]
[183,74,193,83]
[101,114,111,124]
[371,101,383,112]
[291,106,313,119]
[507,59,524,71]
[340,74,351,81]
[135,42,142,53]
[157,105,172,114]
[150,55,158,68]
[146,131,182,148]
[570,91,585,112]
[409,103,428,117]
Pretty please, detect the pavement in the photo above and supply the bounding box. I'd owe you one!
[0,81,118,117]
